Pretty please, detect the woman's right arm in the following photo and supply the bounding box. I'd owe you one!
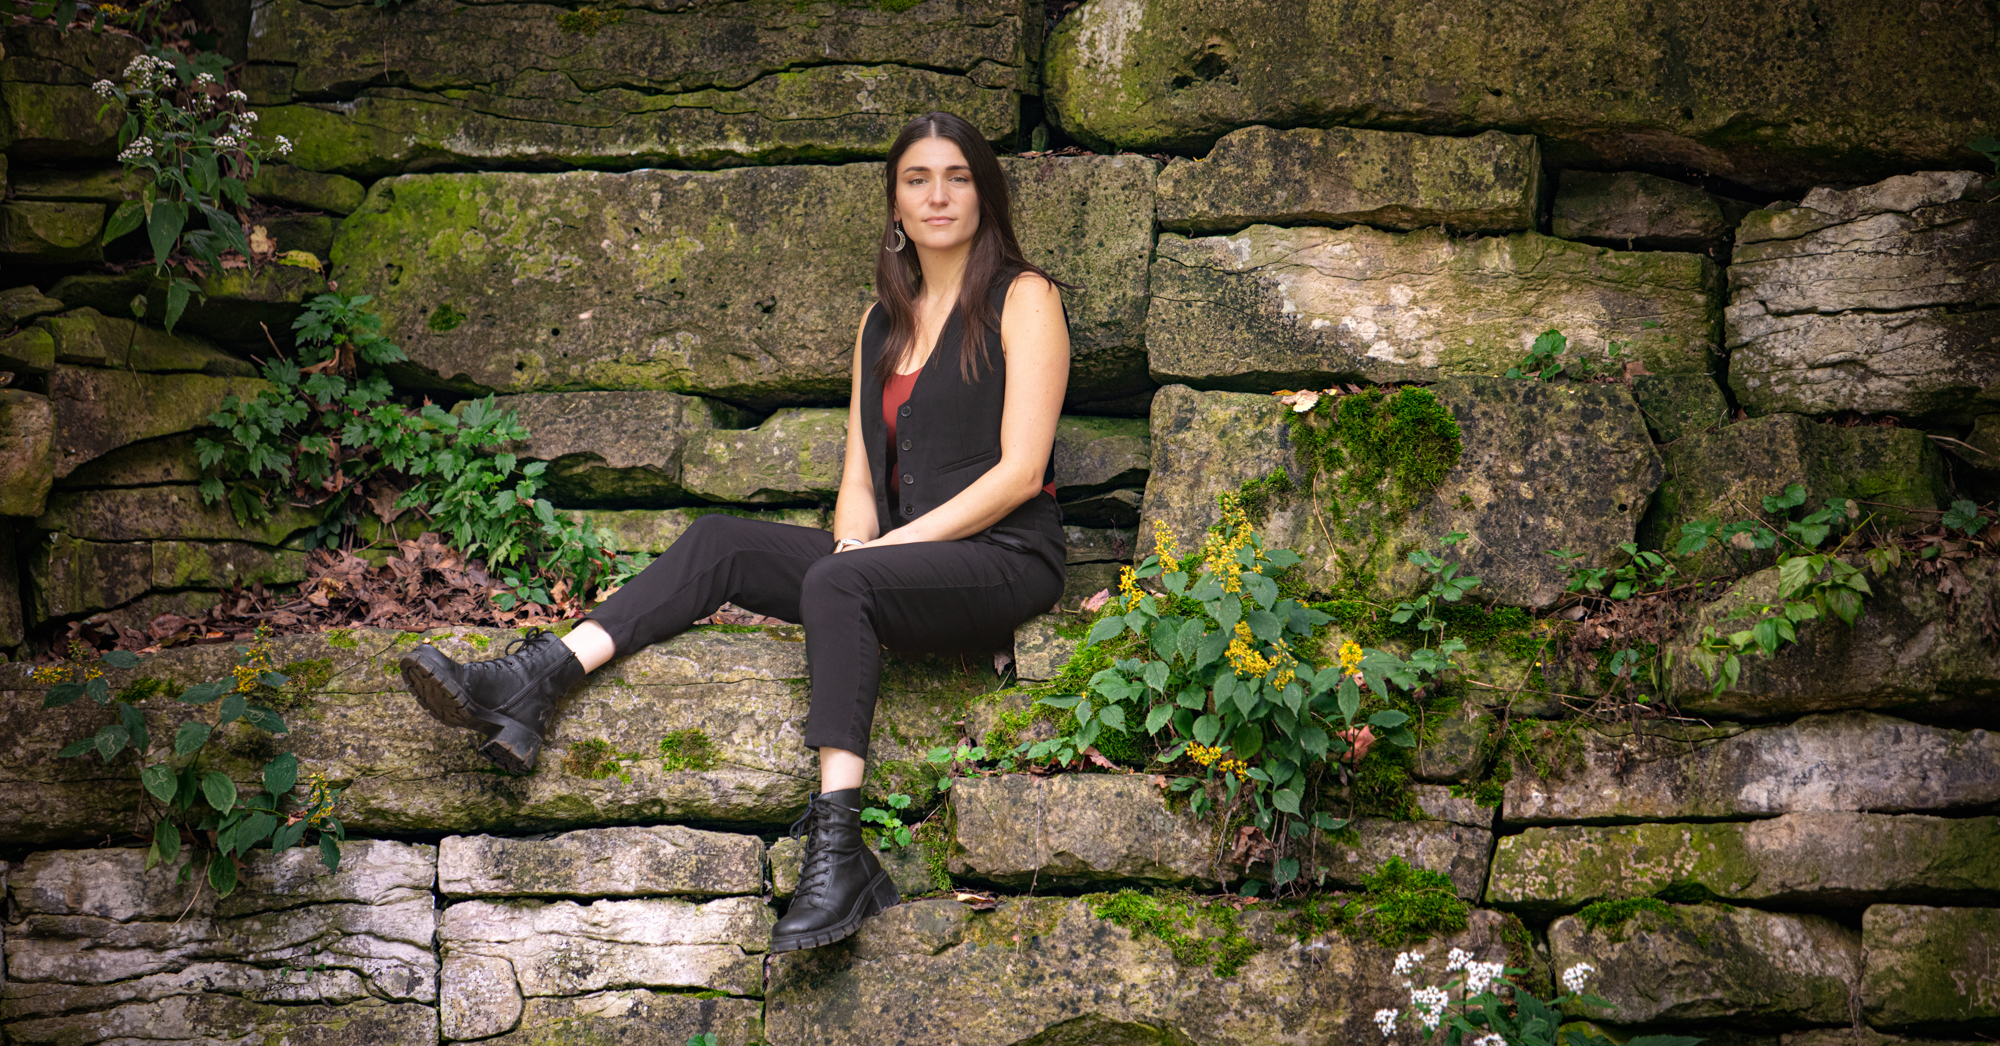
[830,304,880,549]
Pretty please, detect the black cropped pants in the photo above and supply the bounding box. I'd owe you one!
[583,512,1065,758]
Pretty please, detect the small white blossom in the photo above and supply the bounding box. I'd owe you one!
[213,135,239,149]
[92,78,117,97]
[226,89,248,102]
[1472,1035,1509,1046]
[276,135,294,156]
[1466,960,1506,996]
[122,54,176,92]
[116,137,155,163]
[1392,951,1425,977]
[1410,985,1450,1031]
[1372,1008,1398,1038]
[1562,961,1597,995]
[1445,947,1474,972]
[236,109,259,123]
[193,71,216,86]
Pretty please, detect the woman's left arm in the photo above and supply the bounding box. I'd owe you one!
[865,272,1069,546]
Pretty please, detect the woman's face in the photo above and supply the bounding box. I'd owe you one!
[894,135,980,255]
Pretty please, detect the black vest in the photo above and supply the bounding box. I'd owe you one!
[858,276,1066,572]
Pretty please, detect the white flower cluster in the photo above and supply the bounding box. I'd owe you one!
[1471,1034,1509,1046]
[226,89,249,102]
[116,137,156,163]
[192,71,216,86]
[122,53,176,92]
[1410,985,1450,1031]
[1465,960,1506,996]
[92,78,118,98]
[1562,961,1597,995]
[1372,1008,1398,1038]
[213,134,239,149]
[1445,948,1474,971]
[276,135,294,155]
[1392,951,1425,978]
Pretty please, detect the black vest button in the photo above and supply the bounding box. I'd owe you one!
[899,439,912,452]
[903,504,915,515]
[898,405,911,418]
[902,473,914,485]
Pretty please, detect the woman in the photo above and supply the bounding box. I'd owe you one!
[399,111,1071,953]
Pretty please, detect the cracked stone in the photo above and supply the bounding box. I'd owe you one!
[1862,904,2000,1029]
[485,391,756,508]
[438,826,764,900]
[1552,171,1753,252]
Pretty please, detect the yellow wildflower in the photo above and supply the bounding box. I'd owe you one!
[1151,520,1183,574]
[1116,564,1142,609]
[1338,639,1364,676]
[1186,742,1224,768]
[1225,621,1273,678]
[1217,757,1249,777]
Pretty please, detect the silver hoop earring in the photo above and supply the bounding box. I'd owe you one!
[889,222,907,253]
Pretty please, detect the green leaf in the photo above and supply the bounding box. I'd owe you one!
[87,675,111,704]
[1942,499,1986,535]
[146,199,186,267]
[142,763,178,802]
[1141,660,1170,692]
[1097,703,1127,731]
[1084,616,1125,647]
[272,819,308,852]
[43,681,85,708]
[58,738,96,758]
[264,752,299,796]
[202,771,239,813]
[155,820,182,865]
[1272,788,1301,815]
[234,811,278,853]
[174,720,213,757]
[218,693,247,724]
[1232,722,1264,759]
[240,705,287,734]
[1192,715,1221,746]
[178,680,229,704]
[1175,686,1206,710]
[1144,704,1173,734]
[1367,709,1410,729]
[95,723,130,762]
[164,278,194,334]
[207,853,238,896]
[102,650,143,669]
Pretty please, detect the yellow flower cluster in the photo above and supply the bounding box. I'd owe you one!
[1198,503,1256,595]
[1338,639,1365,675]
[1151,520,1182,575]
[1117,564,1142,609]
[32,642,103,685]
[1186,742,1249,778]
[299,770,341,828]
[233,630,278,694]
[1225,621,1298,688]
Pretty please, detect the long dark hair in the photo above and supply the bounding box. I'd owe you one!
[873,111,1063,385]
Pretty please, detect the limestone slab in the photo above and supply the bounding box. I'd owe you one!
[1502,713,2000,824]
[331,156,1153,410]
[1550,903,1859,1025]
[768,898,1520,1045]
[682,408,848,506]
[0,285,66,330]
[1011,614,1079,682]
[1631,372,1729,444]
[1156,125,1541,234]
[35,486,323,545]
[1862,905,2000,1028]
[478,990,766,1046]
[1728,172,2000,422]
[1667,559,2000,719]
[1638,414,1947,578]
[486,390,754,507]
[1052,415,1150,498]
[1061,525,1137,564]
[1552,171,1749,252]
[49,367,268,479]
[1149,226,1721,389]
[2,995,437,1046]
[1041,0,1998,192]
[38,308,256,375]
[0,200,103,263]
[0,627,968,847]
[1487,812,2000,910]
[439,826,764,900]
[0,390,54,518]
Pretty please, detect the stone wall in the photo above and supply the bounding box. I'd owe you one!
[4,0,1999,1042]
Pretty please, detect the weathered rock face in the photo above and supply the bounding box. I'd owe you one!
[0,26,136,160]
[1503,713,2000,825]
[1488,812,2000,910]
[48,367,269,479]
[0,200,104,262]
[1862,905,2000,1029]
[28,535,309,622]
[947,774,1493,899]
[1668,558,2000,720]
[767,898,1520,1046]
[244,164,369,216]
[438,825,764,900]
[683,409,848,506]
[249,0,1028,176]
[41,308,255,374]
[487,391,756,508]
[1142,381,1663,607]
[0,627,968,847]
[35,486,322,546]
[1550,904,1859,1025]
[1630,373,1729,444]
[478,992,765,1046]
[1052,414,1149,499]
[2,842,439,1046]
[1041,0,1998,191]
[1155,125,1540,234]
[46,267,331,349]
[0,390,54,517]
[1728,172,2000,422]
[330,156,1154,410]
[1638,414,1947,577]
[1148,226,1720,390]
[1551,171,1750,252]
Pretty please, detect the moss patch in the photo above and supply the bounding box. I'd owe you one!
[1090,889,1259,977]
[325,629,359,650]
[1578,896,1674,933]
[561,739,635,782]
[657,728,718,772]
[117,676,176,702]
[1352,857,1471,947]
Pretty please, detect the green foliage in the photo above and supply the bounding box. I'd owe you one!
[95,50,291,332]
[561,739,636,782]
[1352,857,1469,946]
[1577,897,1673,931]
[1505,326,1641,382]
[686,1034,718,1046]
[658,728,719,772]
[861,792,915,848]
[1970,136,2000,191]
[1385,950,1703,1046]
[1090,890,1259,977]
[1391,531,1481,648]
[1291,386,1464,515]
[40,633,346,896]
[1942,498,1994,536]
[1235,468,1294,524]
[555,3,623,34]
[196,293,624,608]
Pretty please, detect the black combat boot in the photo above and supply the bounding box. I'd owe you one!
[398,628,585,774]
[770,788,900,953]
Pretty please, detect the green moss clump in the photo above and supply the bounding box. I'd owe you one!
[427,303,466,331]
[1090,889,1258,977]
[1353,857,1470,947]
[1236,468,1294,525]
[1503,718,1584,780]
[562,738,631,781]
[1450,778,1506,807]
[1291,387,1464,514]
[273,658,334,709]
[1348,744,1422,820]
[117,677,175,702]
[658,728,718,772]
[326,629,359,650]
[875,0,926,10]
[463,633,490,651]
[554,5,623,35]
[1578,897,1673,931]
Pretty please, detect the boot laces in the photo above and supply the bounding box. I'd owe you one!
[790,793,838,905]
[463,627,554,673]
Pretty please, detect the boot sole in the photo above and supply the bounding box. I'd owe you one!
[399,647,541,775]
[769,869,900,954]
